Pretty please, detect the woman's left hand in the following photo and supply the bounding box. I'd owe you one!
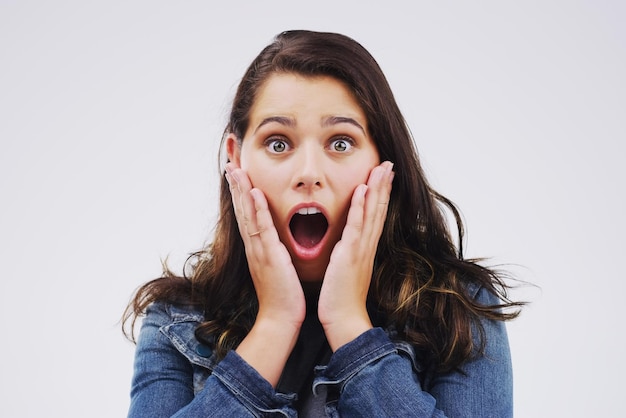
[318,161,394,351]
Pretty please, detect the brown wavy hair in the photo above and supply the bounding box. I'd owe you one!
[123,30,522,374]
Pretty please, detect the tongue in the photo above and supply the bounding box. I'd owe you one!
[290,213,328,248]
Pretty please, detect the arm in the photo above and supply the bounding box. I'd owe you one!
[315,287,513,417]
[318,161,394,350]
[127,303,297,418]
[317,163,512,416]
[427,286,514,417]
[129,164,305,417]
[226,164,305,386]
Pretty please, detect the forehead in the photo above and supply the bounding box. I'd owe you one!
[249,73,367,124]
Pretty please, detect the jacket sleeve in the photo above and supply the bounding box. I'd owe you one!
[127,303,297,418]
[313,286,513,418]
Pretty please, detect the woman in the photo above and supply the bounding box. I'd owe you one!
[124,30,522,417]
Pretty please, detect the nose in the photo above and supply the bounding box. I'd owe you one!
[292,143,323,190]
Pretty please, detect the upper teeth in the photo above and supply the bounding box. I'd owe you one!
[297,207,321,215]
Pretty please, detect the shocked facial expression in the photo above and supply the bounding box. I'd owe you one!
[228,73,380,282]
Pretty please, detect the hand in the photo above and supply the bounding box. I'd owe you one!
[318,161,394,351]
[226,162,305,325]
[226,162,305,386]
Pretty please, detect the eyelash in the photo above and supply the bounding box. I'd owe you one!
[264,136,291,154]
[263,135,355,154]
[328,136,355,153]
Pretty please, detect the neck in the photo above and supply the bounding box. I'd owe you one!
[301,281,322,310]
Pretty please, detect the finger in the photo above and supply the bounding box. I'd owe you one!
[339,184,368,245]
[365,161,393,204]
[340,161,394,245]
[364,161,394,231]
[250,188,283,247]
[225,164,260,241]
[225,163,243,220]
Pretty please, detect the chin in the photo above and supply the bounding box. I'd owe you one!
[292,255,331,283]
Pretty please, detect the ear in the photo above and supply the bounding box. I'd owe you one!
[225,134,241,167]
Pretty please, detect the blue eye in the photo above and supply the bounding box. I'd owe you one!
[330,137,353,153]
[266,138,289,154]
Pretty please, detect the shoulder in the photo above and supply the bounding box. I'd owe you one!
[145,301,205,324]
[465,280,501,306]
[140,302,217,370]
[464,282,512,357]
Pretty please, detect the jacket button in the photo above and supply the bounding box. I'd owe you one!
[195,344,212,357]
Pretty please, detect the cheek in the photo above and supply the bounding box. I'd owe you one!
[245,166,283,216]
[345,164,375,188]
[333,163,376,209]
[242,158,272,189]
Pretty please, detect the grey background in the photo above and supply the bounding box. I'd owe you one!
[1,1,624,416]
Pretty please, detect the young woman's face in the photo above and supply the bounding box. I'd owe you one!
[229,73,380,282]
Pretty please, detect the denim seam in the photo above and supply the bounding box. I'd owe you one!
[161,324,216,370]
[313,331,397,395]
[212,354,295,417]
[332,342,396,380]
[214,370,286,416]
[164,302,205,322]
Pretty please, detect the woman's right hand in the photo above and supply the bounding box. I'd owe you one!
[226,163,305,386]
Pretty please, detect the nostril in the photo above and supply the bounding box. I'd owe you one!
[296,181,321,188]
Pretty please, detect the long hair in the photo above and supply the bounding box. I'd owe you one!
[123,30,522,374]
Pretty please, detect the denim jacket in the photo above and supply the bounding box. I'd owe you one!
[127,283,513,417]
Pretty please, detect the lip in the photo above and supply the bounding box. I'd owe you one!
[287,202,330,261]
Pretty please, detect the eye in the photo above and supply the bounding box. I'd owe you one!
[265,137,290,154]
[329,137,354,153]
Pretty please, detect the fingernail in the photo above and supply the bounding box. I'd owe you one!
[230,169,240,184]
[225,163,232,174]
[358,184,368,199]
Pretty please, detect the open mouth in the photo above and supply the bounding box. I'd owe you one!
[289,207,329,249]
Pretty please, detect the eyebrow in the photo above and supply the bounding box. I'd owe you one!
[253,115,366,135]
[322,116,366,135]
[254,116,295,133]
